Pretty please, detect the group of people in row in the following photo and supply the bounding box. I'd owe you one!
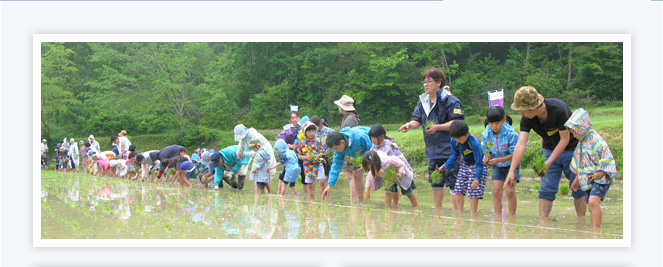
[41,67,618,231]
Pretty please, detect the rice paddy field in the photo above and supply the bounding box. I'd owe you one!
[40,168,623,239]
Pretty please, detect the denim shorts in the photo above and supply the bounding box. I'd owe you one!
[585,182,611,202]
[385,180,416,195]
[256,182,268,189]
[540,149,585,201]
[185,170,198,179]
[492,164,520,182]
[428,158,458,190]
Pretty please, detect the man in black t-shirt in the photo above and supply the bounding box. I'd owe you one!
[507,86,586,218]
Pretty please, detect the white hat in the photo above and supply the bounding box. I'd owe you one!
[88,135,94,140]
[234,124,248,142]
[70,138,75,142]
[333,95,356,111]
[201,151,212,165]
[42,139,47,142]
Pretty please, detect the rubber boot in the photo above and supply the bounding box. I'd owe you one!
[225,175,239,189]
[237,175,246,189]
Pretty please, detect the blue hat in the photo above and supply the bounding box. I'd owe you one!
[191,153,201,163]
[208,152,221,173]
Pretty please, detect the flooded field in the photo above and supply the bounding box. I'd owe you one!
[40,170,623,239]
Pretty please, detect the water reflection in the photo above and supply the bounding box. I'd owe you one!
[41,173,624,239]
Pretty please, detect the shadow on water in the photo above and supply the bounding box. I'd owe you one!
[40,171,623,239]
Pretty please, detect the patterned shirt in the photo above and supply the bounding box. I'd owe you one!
[315,125,335,150]
[296,138,325,178]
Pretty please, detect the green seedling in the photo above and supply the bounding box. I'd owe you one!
[382,167,398,188]
[426,121,435,130]
[430,168,446,184]
[532,183,541,190]
[559,183,570,195]
[351,156,363,168]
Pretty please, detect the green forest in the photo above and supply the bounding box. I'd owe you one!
[41,41,623,147]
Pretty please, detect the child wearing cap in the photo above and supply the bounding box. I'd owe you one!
[248,140,271,194]
[565,108,617,232]
[438,120,487,217]
[295,121,327,201]
[481,106,520,216]
[268,139,301,195]
[508,86,585,218]
[186,153,209,187]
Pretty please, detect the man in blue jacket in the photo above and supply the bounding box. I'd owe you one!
[321,126,373,201]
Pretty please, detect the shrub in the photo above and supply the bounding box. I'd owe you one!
[180,125,218,148]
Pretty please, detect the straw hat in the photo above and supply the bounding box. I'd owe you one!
[333,95,356,111]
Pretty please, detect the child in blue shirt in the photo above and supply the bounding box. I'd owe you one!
[186,153,209,187]
[481,106,520,216]
[268,139,301,195]
[249,140,272,195]
[439,120,487,216]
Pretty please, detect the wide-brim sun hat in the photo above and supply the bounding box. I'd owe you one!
[201,151,212,165]
[334,95,356,111]
[234,124,248,142]
[511,86,545,111]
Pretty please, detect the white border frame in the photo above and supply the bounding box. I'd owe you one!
[33,34,631,247]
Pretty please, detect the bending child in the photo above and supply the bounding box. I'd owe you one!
[362,150,417,209]
[268,139,301,195]
[368,124,418,208]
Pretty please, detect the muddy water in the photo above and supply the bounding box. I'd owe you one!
[40,171,623,239]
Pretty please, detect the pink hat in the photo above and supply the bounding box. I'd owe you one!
[333,95,356,111]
